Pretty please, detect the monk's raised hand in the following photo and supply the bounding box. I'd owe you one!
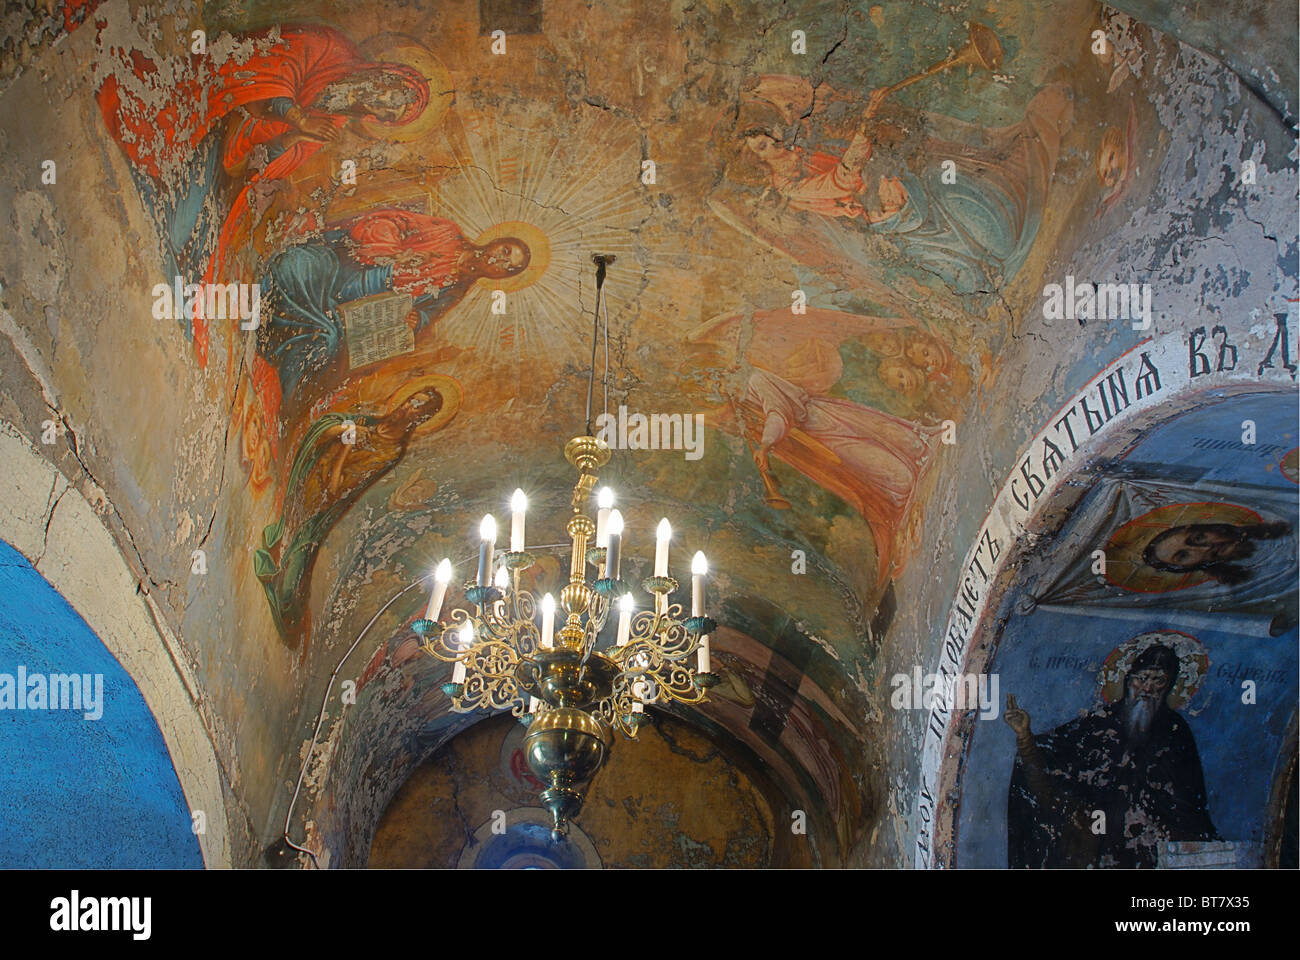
[1003,694,1031,736]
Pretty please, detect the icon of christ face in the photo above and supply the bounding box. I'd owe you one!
[475,238,530,278]
[1142,521,1291,585]
[1150,524,1249,567]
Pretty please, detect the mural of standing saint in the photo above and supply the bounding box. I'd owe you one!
[253,378,460,650]
[1003,635,1219,868]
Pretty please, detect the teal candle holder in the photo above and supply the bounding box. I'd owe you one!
[465,585,500,607]
[683,616,717,636]
[502,551,535,570]
[642,576,678,595]
[593,577,631,598]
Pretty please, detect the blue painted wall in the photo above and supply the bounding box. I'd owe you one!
[0,540,203,868]
[958,611,1297,866]
[957,393,1299,867]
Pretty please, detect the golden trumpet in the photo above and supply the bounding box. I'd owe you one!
[876,22,1004,99]
[751,445,792,510]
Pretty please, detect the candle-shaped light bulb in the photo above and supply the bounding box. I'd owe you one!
[528,696,541,715]
[477,514,497,586]
[631,677,648,714]
[606,509,624,580]
[493,564,509,618]
[697,634,711,675]
[616,593,634,646]
[453,621,473,683]
[510,489,527,552]
[425,558,452,621]
[541,592,556,649]
[691,550,708,618]
[654,518,672,577]
[596,487,614,547]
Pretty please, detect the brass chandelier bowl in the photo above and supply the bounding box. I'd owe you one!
[412,434,718,840]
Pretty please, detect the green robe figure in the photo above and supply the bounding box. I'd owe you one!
[254,388,443,648]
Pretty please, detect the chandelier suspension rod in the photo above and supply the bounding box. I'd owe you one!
[585,254,615,436]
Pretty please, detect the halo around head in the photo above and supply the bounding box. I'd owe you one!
[1103,501,1262,593]
[1281,447,1298,484]
[1097,630,1208,710]
[384,374,462,438]
[471,220,551,292]
[358,36,454,142]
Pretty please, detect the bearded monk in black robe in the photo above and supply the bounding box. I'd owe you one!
[1003,643,1219,868]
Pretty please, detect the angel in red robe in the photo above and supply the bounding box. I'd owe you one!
[96,23,430,364]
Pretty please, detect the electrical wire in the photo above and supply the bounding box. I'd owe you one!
[281,575,426,868]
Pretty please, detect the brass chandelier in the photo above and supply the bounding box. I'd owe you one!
[412,256,718,840]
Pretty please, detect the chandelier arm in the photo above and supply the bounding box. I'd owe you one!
[455,671,524,713]
[517,656,542,694]
[653,661,709,704]
[580,588,612,656]
[479,610,509,642]
[463,639,523,680]
[624,607,697,661]
[420,609,476,662]
[513,588,538,625]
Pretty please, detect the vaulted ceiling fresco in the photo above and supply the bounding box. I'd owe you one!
[0,0,1294,869]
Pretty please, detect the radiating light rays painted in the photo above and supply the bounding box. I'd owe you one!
[431,109,659,363]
